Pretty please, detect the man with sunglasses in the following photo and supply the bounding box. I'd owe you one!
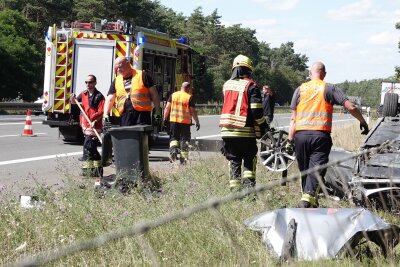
[71,74,105,176]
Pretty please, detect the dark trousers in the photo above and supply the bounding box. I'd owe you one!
[82,135,103,177]
[83,136,101,160]
[121,110,151,126]
[169,122,191,155]
[222,138,258,180]
[294,131,332,197]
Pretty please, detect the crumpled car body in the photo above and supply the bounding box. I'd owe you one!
[244,208,399,261]
[325,116,400,211]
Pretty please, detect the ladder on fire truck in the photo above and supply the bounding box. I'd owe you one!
[54,31,69,113]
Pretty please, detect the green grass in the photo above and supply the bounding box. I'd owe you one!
[1,121,400,266]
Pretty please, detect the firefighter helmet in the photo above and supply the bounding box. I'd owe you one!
[232,54,253,71]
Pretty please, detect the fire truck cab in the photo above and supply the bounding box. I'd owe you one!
[42,20,193,142]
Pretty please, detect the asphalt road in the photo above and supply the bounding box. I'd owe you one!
[0,113,357,198]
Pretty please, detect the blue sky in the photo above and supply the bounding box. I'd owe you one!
[158,0,400,84]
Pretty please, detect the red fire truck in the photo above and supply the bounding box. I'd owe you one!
[42,20,193,142]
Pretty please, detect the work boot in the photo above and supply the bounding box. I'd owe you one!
[78,156,87,161]
[180,151,189,165]
[242,178,256,188]
[79,148,89,161]
[297,200,312,208]
[229,179,242,193]
[170,152,177,162]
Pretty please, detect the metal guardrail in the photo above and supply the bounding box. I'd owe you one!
[0,102,42,111]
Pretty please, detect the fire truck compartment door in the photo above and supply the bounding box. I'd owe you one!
[73,39,116,97]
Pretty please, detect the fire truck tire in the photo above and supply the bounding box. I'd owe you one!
[382,93,398,117]
[59,126,84,143]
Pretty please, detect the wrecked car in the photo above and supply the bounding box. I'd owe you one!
[325,93,400,211]
[258,92,400,211]
[325,115,400,211]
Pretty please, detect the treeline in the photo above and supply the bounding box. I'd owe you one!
[0,0,396,106]
[337,79,385,107]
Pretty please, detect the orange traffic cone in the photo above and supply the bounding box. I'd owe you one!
[21,109,36,137]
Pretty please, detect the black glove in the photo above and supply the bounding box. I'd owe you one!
[360,122,369,135]
[102,115,111,129]
[284,140,295,155]
[162,120,168,130]
[196,123,200,131]
[154,115,162,123]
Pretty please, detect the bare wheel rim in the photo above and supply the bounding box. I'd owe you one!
[259,129,296,172]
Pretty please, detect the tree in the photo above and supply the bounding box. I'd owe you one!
[0,10,42,101]
[4,0,74,34]
[74,0,110,21]
[253,42,308,105]
[337,79,384,107]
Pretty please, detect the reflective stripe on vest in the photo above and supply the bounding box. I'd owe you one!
[219,78,251,128]
[115,70,152,113]
[295,80,333,132]
[170,91,192,124]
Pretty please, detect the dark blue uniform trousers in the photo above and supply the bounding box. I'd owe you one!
[294,130,332,197]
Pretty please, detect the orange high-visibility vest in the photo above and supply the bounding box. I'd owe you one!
[115,70,152,113]
[295,80,333,132]
[170,91,192,124]
[219,78,252,128]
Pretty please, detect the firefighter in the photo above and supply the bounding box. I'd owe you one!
[71,74,105,177]
[102,56,161,127]
[219,55,267,191]
[287,61,369,208]
[163,82,200,164]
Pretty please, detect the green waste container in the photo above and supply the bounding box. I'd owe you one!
[108,125,153,183]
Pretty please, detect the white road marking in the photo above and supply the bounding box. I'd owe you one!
[0,133,47,138]
[0,152,82,166]
[194,134,221,139]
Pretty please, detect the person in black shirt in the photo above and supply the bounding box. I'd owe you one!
[103,56,160,126]
[262,85,275,125]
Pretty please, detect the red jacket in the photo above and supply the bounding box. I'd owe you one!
[79,89,105,136]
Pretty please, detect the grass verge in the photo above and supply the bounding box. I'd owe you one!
[1,121,399,266]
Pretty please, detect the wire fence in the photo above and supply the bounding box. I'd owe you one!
[7,140,400,267]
